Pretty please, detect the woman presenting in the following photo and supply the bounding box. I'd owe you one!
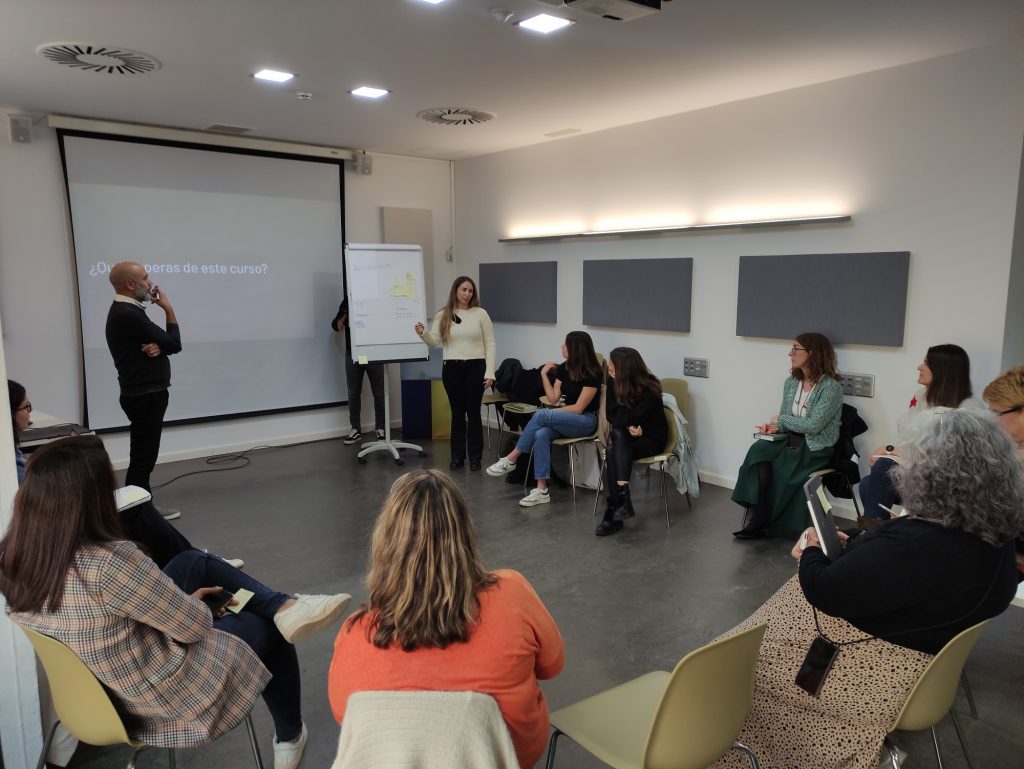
[415,276,496,471]
[732,332,843,538]
[595,347,666,536]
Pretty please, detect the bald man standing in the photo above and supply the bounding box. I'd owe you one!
[105,261,182,519]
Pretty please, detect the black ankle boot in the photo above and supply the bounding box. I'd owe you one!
[611,486,635,521]
[732,506,770,539]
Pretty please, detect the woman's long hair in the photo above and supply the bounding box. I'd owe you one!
[564,331,602,383]
[347,470,495,651]
[438,276,480,345]
[924,344,972,407]
[610,347,661,407]
[8,379,26,444]
[790,332,841,383]
[0,436,123,613]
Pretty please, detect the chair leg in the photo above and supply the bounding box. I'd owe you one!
[244,713,266,769]
[661,462,671,528]
[544,729,563,769]
[35,720,61,769]
[731,739,760,769]
[960,669,978,719]
[593,452,607,519]
[168,747,177,769]
[524,451,533,491]
[568,445,577,503]
[949,708,978,769]
[929,725,946,769]
[125,746,147,769]
[884,736,902,769]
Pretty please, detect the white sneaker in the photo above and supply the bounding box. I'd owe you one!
[223,558,245,570]
[273,722,308,769]
[274,593,352,644]
[519,488,550,507]
[158,507,181,521]
[343,430,362,445]
[375,428,386,440]
[486,457,516,477]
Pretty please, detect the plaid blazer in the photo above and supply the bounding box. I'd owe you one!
[10,540,269,748]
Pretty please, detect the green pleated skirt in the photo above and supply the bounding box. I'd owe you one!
[731,436,833,534]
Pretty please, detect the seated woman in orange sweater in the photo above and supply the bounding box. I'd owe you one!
[328,469,564,768]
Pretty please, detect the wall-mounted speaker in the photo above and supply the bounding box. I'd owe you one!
[8,114,33,144]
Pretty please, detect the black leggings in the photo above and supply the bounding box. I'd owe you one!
[606,428,663,488]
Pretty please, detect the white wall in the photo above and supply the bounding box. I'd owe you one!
[0,123,454,465]
[454,41,1024,486]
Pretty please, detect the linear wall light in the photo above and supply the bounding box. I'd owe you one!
[498,214,851,243]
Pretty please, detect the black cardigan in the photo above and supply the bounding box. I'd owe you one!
[605,381,667,450]
[799,517,1017,654]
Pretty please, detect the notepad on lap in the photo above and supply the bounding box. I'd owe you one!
[803,476,844,560]
[115,485,152,512]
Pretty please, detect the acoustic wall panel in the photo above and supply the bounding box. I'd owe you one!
[480,261,558,323]
[582,258,692,332]
[736,252,910,346]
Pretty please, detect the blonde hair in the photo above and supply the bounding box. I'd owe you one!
[982,365,1024,410]
[438,276,480,344]
[348,470,495,650]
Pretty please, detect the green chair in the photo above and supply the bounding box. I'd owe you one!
[884,621,988,769]
[17,624,264,769]
[545,623,767,769]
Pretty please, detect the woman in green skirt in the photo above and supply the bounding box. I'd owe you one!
[732,332,843,538]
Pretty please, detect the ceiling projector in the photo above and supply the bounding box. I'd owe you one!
[563,0,662,22]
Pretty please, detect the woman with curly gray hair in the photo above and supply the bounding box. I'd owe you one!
[710,407,1022,769]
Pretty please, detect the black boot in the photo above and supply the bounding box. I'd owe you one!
[732,505,770,539]
[611,486,635,521]
[604,487,623,515]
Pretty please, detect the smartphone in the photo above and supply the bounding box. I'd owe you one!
[794,635,839,696]
[201,589,234,614]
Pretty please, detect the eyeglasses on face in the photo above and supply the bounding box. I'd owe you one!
[789,346,808,353]
[16,401,32,412]
[994,404,1023,417]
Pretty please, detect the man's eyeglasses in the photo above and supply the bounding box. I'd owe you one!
[16,401,31,412]
[994,404,1023,417]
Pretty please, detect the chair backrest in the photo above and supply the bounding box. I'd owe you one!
[891,621,988,732]
[332,690,519,769]
[660,378,688,417]
[643,623,767,769]
[17,624,134,747]
[662,407,677,454]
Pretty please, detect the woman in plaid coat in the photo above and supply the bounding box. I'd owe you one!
[2,436,351,769]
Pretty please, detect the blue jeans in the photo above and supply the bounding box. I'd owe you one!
[859,457,900,519]
[516,409,598,481]
[162,551,303,742]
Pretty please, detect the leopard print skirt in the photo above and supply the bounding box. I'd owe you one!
[710,576,932,769]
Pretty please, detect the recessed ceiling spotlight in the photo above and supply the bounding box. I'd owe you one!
[254,69,294,83]
[351,86,389,99]
[416,0,447,4]
[519,13,574,33]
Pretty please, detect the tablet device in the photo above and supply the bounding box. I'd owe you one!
[803,476,844,560]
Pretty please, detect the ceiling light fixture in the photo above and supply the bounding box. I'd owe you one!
[519,13,575,33]
[499,215,852,243]
[254,69,294,83]
[417,0,447,4]
[351,86,390,99]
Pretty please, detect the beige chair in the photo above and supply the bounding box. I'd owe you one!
[660,378,688,417]
[545,623,767,769]
[481,390,509,450]
[593,407,690,527]
[331,690,518,769]
[884,621,988,769]
[17,624,264,769]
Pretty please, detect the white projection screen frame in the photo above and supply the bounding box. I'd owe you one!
[59,131,348,430]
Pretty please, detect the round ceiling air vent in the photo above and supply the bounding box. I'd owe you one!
[417,108,494,126]
[37,43,161,75]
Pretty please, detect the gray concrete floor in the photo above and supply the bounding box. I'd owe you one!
[63,434,1023,769]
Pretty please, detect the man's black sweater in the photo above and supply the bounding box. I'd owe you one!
[105,301,182,396]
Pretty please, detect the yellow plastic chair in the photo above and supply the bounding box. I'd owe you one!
[659,378,688,418]
[883,621,988,769]
[17,624,264,769]
[593,407,690,527]
[545,623,767,769]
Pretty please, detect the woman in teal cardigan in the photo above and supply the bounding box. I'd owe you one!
[732,332,844,538]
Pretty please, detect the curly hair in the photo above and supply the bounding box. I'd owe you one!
[891,408,1024,546]
[790,332,841,383]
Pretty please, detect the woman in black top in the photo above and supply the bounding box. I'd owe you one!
[487,331,602,508]
[595,348,666,536]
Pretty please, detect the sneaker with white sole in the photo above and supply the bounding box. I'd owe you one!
[273,722,308,769]
[157,507,181,521]
[274,593,352,644]
[486,457,516,477]
[519,488,550,507]
[223,557,245,570]
[343,430,362,445]
[375,428,386,440]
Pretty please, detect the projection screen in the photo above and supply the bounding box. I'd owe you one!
[59,132,347,430]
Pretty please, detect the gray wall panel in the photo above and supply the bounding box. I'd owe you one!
[736,252,910,346]
[583,258,692,332]
[480,261,558,323]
